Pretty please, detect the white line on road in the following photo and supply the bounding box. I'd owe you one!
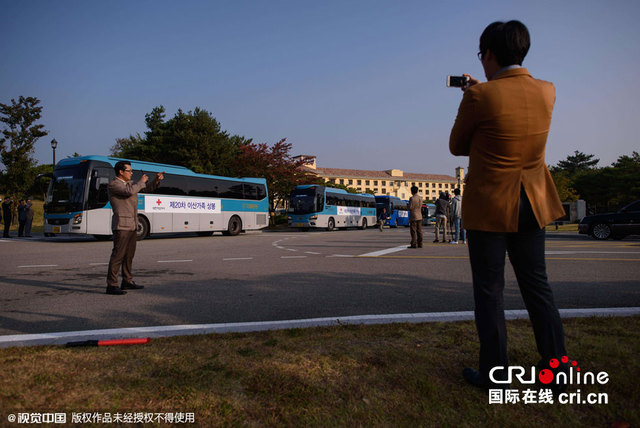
[305,251,321,255]
[157,260,193,263]
[281,256,307,259]
[18,264,58,268]
[358,245,408,257]
[327,254,354,258]
[223,257,254,261]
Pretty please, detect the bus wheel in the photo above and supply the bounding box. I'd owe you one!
[327,217,335,231]
[360,218,367,230]
[136,215,149,241]
[226,215,242,236]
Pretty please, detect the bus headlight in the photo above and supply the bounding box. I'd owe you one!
[309,215,318,220]
[73,214,83,224]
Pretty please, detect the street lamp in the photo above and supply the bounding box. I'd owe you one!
[50,139,58,166]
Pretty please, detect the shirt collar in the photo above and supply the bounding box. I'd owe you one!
[491,64,522,80]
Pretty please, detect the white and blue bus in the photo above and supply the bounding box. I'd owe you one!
[40,155,269,240]
[288,185,376,231]
[375,195,409,227]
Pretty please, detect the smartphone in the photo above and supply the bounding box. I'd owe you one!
[446,75,469,88]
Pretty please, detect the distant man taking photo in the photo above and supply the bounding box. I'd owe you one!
[449,20,568,392]
[106,161,164,295]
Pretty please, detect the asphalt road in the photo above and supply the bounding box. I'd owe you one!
[1,228,639,336]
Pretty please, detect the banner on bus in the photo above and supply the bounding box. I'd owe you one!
[337,206,361,216]
[144,196,222,214]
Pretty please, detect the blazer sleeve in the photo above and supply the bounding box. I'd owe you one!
[109,179,147,198]
[449,87,479,156]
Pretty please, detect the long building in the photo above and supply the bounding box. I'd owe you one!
[296,155,465,201]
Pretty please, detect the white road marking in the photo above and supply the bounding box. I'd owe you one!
[359,245,409,257]
[18,264,58,268]
[327,254,354,258]
[157,260,193,263]
[281,256,307,259]
[305,251,321,255]
[223,257,254,261]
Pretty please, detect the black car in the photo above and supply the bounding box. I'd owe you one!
[578,200,640,240]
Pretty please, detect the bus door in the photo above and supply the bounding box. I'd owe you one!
[86,167,115,235]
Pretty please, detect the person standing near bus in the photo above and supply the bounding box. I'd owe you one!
[2,196,13,238]
[408,186,423,248]
[434,192,449,243]
[106,161,164,295]
[449,20,567,392]
[24,199,34,237]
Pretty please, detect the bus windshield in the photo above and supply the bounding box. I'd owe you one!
[290,188,321,214]
[46,164,88,213]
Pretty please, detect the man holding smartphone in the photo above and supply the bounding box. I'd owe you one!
[449,20,568,392]
[106,161,164,295]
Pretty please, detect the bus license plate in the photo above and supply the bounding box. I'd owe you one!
[53,226,61,233]
[293,223,306,227]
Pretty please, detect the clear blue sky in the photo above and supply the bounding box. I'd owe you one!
[2,0,639,176]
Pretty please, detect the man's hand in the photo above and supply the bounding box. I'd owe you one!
[462,74,481,92]
[141,174,149,183]
[156,172,165,181]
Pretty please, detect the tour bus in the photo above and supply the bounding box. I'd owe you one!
[288,185,376,231]
[40,155,269,240]
[375,195,409,227]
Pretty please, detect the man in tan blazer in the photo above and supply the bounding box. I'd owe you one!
[408,186,423,248]
[106,160,164,295]
[449,21,567,392]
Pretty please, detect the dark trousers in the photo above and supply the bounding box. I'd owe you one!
[18,220,26,237]
[467,191,566,383]
[410,220,423,247]
[3,216,10,237]
[107,230,138,287]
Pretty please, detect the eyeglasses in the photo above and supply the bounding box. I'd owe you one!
[123,169,133,173]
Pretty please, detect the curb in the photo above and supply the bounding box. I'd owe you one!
[1,307,638,348]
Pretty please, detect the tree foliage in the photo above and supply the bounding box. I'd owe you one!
[111,106,250,176]
[550,150,599,177]
[233,138,317,210]
[0,96,48,195]
[550,151,640,211]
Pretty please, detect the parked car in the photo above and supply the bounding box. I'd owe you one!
[578,200,640,240]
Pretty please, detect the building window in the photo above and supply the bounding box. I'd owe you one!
[382,181,386,186]
[357,180,362,185]
[374,180,378,186]
[438,183,442,188]
[382,188,386,194]
[339,179,344,185]
[348,179,353,185]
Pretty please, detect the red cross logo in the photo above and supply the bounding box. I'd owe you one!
[156,199,162,206]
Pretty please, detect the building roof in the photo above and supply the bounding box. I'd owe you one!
[303,166,457,182]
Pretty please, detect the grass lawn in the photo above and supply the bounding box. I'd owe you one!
[1,317,637,427]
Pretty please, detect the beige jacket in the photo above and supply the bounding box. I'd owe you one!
[108,177,158,231]
[449,68,564,232]
[409,194,423,221]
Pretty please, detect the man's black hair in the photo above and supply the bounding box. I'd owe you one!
[479,20,530,67]
[411,185,419,195]
[114,160,131,175]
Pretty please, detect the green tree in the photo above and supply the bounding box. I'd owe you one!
[550,150,599,177]
[551,171,579,202]
[0,96,48,195]
[111,106,249,176]
[233,138,317,211]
